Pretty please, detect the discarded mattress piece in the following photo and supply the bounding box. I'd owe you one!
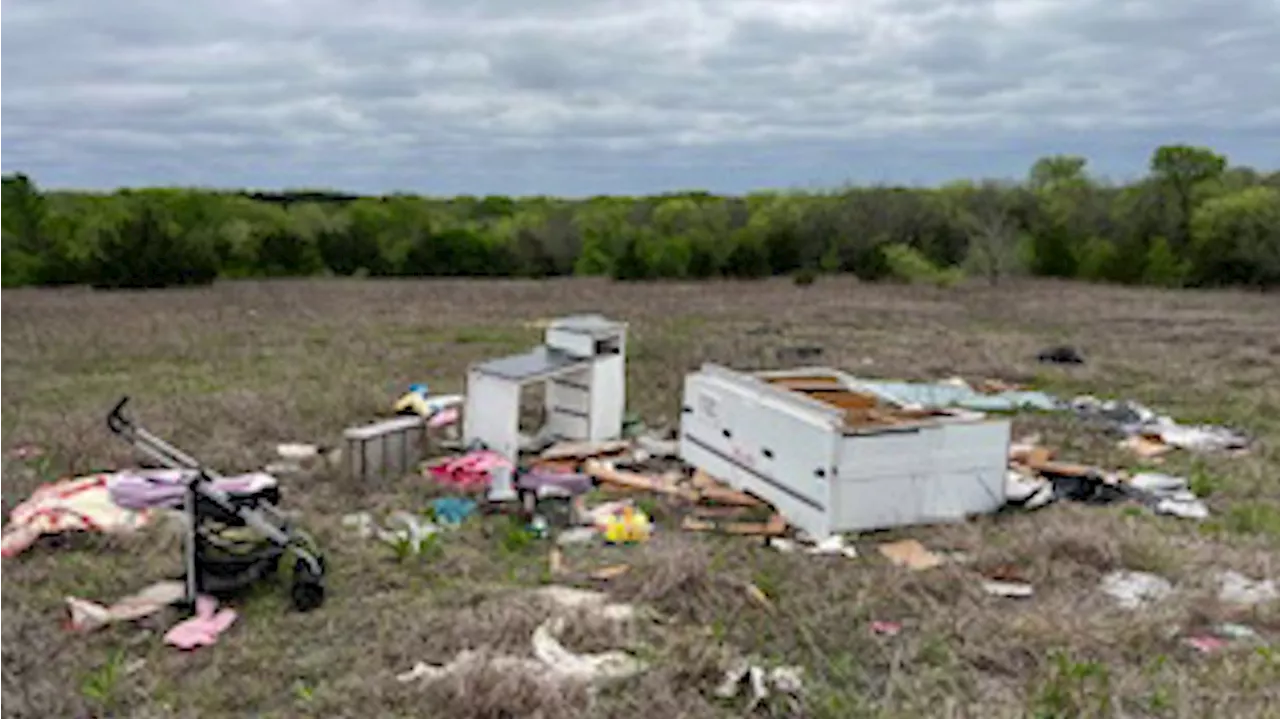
[678,364,1011,540]
[2,474,155,558]
[463,315,628,463]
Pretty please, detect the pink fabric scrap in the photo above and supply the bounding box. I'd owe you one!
[164,596,237,651]
[427,407,460,429]
[1183,635,1227,654]
[870,621,903,637]
[427,450,513,490]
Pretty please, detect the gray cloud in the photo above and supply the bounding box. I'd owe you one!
[3,0,1278,194]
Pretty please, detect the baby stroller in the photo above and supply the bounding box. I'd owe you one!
[106,397,326,612]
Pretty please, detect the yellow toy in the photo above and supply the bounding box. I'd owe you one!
[603,506,651,544]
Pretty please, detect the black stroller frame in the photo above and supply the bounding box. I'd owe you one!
[107,397,326,612]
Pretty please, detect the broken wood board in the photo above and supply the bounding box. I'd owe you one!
[681,513,787,537]
[588,565,630,581]
[878,539,944,571]
[541,439,633,461]
[1120,435,1172,459]
[1022,457,1098,478]
[584,460,699,501]
[689,470,765,507]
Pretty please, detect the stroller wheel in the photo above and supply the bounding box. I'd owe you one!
[291,557,325,612]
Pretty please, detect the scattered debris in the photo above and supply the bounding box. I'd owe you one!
[586,459,697,501]
[398,586,646,688]
[1070,395,1250,454]
[343,511,440,553]
[427,450,512,491]
[542,439,633,462]
[1217,570,1278,607]
[1183,623,1262,654]
[602,506,652,544]
[1119,435,1173,460]
[1183,635,1228,654]
[6,443,45,460]
[1037,345,1086,365]
[1100,570,1173,609]
[589,564,630,581]
[65,581,186,632]
[878,539,944,571]
[164,595,237,651]
[714,660,804,712]
[682,513,787,537]
[556,527,600,545]
[850,377,1059,412]
[634,435,678,458]
[1215,622,1259,640]
[430,497,477,526]
[983,580,1035,598]
[869,620,903,637]
[392,384,464,425]
[276,443,321,461]
[769,534,858,558]
[1128,473,1210,520]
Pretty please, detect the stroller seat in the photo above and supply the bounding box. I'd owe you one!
[108,469,281,516]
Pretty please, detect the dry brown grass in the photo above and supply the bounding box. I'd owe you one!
[3,276,1279,718]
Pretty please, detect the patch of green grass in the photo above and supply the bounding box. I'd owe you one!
[1188,464,1224,498]
[1217,502,1280,539]
[1031,651,1114,719]
[452,327,529,347]
[81,649,129,714]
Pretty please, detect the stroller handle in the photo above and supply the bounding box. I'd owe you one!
[107,396,132,435]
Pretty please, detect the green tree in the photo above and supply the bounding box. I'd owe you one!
[1150,144,1227,248]
[1189,186,1280,286]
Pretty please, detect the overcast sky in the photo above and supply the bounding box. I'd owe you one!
[2,0,1278,195]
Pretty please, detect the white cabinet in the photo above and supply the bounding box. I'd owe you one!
[678,364,1010,540]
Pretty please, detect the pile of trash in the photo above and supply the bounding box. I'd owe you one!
[1005,436,1211,520]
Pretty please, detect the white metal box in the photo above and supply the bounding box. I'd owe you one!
[343,416,426,484]
[677,364,1011,540]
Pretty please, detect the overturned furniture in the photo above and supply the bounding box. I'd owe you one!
[678,364,1010,540]
[464,315,627,462]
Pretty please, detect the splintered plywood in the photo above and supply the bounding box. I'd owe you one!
[783,386,936,424]
[765,375,844,391]
[763,370,959,430]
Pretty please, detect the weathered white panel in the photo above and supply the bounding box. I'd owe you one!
[463,371,522,460]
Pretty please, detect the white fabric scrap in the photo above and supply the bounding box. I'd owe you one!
[1101,570,1173,609]
[398,586,645,687]
[1217,571,1278,607]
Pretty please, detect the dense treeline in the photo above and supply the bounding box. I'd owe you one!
[3,144,1278,290]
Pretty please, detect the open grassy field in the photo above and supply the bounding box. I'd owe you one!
[3,277,1279,718]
